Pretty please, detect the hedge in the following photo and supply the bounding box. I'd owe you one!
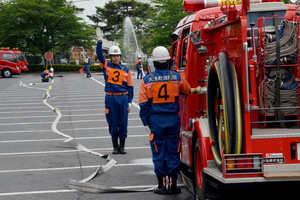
[27,62,145,72]
[27,64,103,72]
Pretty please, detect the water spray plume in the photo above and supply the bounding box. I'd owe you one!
[122,16,141,63]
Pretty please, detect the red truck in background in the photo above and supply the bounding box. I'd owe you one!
[12,48,29,72]
[1,48,28,72]
[171,0,300,199]
[0,49,21,78]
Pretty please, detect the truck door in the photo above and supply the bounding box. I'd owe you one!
[178,26,191,130]
[179,27,190,70]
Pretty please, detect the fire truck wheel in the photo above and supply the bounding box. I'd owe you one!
[1,68,12,78]
[194,138,209,200]
[207,52,242,171]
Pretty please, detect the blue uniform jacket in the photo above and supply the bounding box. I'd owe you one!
[96,41,134,103]
[138,69,191,126]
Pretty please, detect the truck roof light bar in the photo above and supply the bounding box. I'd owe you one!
[182,0,278,13]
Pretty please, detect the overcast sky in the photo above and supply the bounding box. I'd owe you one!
[72,0,116,24]
[72,0,151,24]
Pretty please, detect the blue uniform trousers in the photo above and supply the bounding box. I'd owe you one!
[149,114,181,176]
[136,67,142,78]
[84,64,91,76]
[105,94,128,140]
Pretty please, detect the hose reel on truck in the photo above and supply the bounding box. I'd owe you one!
[206,52,243,170]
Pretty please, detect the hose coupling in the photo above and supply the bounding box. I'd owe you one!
[190,86,206,95]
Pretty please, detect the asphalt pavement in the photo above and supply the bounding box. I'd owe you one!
[0,72,194,200]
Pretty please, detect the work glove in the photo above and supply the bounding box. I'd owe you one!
[96,27,103,41]
[127,103,132,113]
[190,86,203,95]
[145,126,151,134]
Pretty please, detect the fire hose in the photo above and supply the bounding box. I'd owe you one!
[261,19,299,116]
[43,86,155,193]
[261,77,298,115]
[20,82,154,193]
[265,20,298,64]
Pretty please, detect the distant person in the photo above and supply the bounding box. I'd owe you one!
[41,68,54,83]
[96,28,134,154]
[135,55,143,79]
[84,54,91,77]
[139,46,191,195]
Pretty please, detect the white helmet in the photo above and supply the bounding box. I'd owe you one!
[49,68,54,72]
[108,46,121,55]
[138,55,141,59]
[152,46,170,63]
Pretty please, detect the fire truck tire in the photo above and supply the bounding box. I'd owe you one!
[194,138,210,200]
[1,68,12,78]
[207,52,242,170]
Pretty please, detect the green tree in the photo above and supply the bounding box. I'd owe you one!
[143,0,189,54]
[0,0,94,65]
[88,0,154,53]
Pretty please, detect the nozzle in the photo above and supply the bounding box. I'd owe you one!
[190,86,206,95]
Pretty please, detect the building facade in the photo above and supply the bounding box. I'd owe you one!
[71,46,95,65]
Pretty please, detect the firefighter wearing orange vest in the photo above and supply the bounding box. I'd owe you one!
[96,30,134,155]
[135,55,143,79]
[41,68,54,82]
[139,46,191,194]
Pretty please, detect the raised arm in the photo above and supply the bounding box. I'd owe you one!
[96,41,105,65]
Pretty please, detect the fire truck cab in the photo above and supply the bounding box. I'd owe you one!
[12,48,29,72]
[0,49,21,78]
[173,0,300,198]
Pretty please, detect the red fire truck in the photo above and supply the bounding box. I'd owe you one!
[0,49,21,78]
[12,48,29,72]
[172,0,300,198]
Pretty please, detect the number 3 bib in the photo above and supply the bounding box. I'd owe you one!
[107,68,124,85]
[152,81,175,103]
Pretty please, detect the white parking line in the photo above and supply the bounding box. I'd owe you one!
[0,108,103,114]
[0,134,147,144]
[0,113,103,119]
[0,162,153,174]
[0,94,102,99]
[0,184,165,196]
[0,125,144,134]
[91,77,105,86]
[0,118,142,126]
[0,100,103,106]
[0,190,76,196]
[0,104,104,110]
[0,146,150,156]
[0,112,140,119]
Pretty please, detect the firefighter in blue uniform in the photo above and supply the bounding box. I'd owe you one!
[139,46,191,194]
[41,68,54,82]
[135,55,143,79]
[83,54,91,77]
[96,30,134,154]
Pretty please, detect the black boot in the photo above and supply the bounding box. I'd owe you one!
[119,139,127,154]
[167,175,181,194]
[153,175,167,195]
[112,139,119,154]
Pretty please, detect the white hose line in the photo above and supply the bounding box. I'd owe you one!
[41,84,153,193]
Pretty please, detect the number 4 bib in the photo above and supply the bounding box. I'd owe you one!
[152,81,175,103]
